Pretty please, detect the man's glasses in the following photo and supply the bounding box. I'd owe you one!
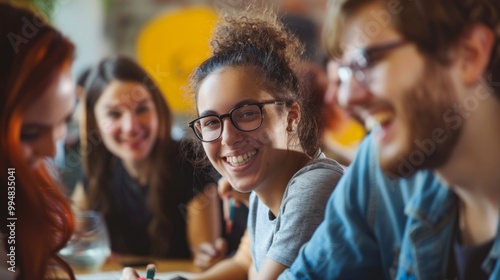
[338,40,409,85]
[188,100,287,142]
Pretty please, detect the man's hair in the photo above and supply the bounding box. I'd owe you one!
[323,0,500,96]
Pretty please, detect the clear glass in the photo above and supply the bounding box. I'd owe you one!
[59,210,111,272]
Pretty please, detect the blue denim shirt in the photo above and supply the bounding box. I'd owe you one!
[279,133,500,279]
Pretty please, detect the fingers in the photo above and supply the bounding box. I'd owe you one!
[120,264,156,280]
[194,251,216,271]
[225,198,235,235]
[120,267,139,280]
[199,242,218,257]
[194,253,225,271]
[222,195,230,221]
[146,264,156,280]
[218,177,250,207]
[217,177,232,198]
[193,239,228,271]
[195,251,216,264]
[194,242,217,270]
[233,199,241,207]
[232,191,250,207]
[214,237,227,253]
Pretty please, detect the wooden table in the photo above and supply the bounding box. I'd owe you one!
[93,256,197,273]
[73,256,200,274]
[52,257,198,279]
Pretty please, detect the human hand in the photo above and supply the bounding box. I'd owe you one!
[193,237,227,271]
[218,177,250,235]
[120,264,156,280]
[218,177,250,207]
[120,267,139,280]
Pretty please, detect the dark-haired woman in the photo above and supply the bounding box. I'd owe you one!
[122,8,343,280]
[185,8,344,280]
[72,56,221,263]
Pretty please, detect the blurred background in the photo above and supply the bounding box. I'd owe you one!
[15,0,327,118]
[9,0,364,192]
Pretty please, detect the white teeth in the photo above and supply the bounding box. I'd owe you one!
[226,150,257,166]
[365,112,393,131]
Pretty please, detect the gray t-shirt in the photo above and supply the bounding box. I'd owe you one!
[248,155,344,271]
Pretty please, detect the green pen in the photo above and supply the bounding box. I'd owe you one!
[225,198,235,235]
[146,264,156,280]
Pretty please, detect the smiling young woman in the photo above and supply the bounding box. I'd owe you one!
[72,56,221,262]
[185,8,344,280]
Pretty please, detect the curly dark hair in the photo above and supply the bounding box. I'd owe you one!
[189,8,323,157]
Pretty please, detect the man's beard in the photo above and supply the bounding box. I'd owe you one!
[382,61,463,178]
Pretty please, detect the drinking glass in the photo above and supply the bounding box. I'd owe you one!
[59,210,111,272]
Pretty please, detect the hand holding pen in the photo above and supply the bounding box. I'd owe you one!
[223,196,236,235]
[218,177,250,235]
[138,264,156,280]
[192,177,250,271]
[120,264,156,280]
[218,177,250,208]
[193,237,227,271]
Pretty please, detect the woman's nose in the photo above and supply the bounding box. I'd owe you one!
[121,112,140,134]
[220,118,244,147]
[39,126,66,158]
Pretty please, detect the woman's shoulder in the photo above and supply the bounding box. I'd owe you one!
[294,156,345,179]
[285,155,344,197]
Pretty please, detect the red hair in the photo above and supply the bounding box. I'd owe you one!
[0,3,75,279]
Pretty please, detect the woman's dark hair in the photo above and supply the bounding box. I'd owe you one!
[82,55,176,256]
[189,8,323,156]
[77,68,92,88]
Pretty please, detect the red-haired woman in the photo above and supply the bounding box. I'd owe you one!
[0,3,76,280]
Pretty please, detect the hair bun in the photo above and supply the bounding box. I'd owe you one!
[210,9,303,69]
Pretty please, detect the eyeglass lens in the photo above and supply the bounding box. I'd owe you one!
[194,104,263,142]
[337,41,408,85]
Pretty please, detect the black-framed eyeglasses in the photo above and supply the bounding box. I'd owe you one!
[188,100,287,142]
[338,40,409,85]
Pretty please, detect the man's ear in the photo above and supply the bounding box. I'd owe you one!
[459,23,495,86]
[287,102,301,132]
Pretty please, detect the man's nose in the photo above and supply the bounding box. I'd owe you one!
[337,77,371,109]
